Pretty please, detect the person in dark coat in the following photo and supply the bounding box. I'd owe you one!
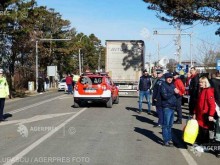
[210,72,220,157]
[137,69,152,114]
[37,77,45,93]
[152,69,164,127]
[210,72,220,108]
[160,73,179,147]
[189,67,200,115]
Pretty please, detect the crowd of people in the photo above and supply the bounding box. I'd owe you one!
[137,67,220,157]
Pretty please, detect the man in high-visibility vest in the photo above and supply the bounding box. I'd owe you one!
[0,68,9,122]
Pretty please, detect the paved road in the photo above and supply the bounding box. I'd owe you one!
[0,91,219,165]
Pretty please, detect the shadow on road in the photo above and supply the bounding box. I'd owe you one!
[132,115,156,125]
[134,127,164,145]
[172,128,187,149]
[125,107,139,112]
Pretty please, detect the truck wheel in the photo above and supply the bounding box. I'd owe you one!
[73,101,79,108]
[114,96,119,104]
[106,97,113,108]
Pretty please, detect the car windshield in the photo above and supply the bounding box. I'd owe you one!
[61,79,66,83]
[80,77,103,84]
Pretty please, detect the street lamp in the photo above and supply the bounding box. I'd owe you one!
[35,38,71,91]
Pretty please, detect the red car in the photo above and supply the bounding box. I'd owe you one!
[73,72,119,108]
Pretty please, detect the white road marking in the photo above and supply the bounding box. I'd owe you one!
[0,112,76,126]
[172,128,198,165]
[10,95,66,114]
[3,108,87,165]
[179,148,198,165]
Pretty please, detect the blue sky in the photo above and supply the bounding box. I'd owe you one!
[36,0,220,63]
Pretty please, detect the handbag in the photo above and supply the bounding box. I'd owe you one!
[183,119,199,144]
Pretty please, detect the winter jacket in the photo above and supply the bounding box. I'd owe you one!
[174,78,185,96]
[193,88,216,129]
[138,75,152,91]
[160,81,177,110]
[152,77,165,108]
[189,73,200,99]
[0,77,9,98]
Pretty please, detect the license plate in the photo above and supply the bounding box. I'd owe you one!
[84,89,96,93]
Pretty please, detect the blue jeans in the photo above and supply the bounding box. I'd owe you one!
[138,90,151,112]
[67,84,73,94]
[162,108,174,143]
[156,106,163,125]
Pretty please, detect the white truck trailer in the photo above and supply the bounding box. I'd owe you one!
[105,40,145,96]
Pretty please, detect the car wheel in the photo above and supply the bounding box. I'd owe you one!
[106,97,113,108]
[114,96,119,104]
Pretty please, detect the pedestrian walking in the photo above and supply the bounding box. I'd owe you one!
[173,71,185,124]
[160,73,179,146]
[193,77,216,145]
[0,68,10,122]
[151,70,158,92]
[189,67,200,115]
[137,69,152,114]
[37,77,45,93]
[152,69,164,127]
[66,74,73,94]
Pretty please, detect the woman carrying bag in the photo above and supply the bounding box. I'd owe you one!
[193,76,216,145]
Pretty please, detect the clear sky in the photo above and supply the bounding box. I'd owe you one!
[36,0,220,63]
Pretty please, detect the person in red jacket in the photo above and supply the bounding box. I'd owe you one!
[193,76,216,145]
[173,71,185,124]
[66,74,73,94]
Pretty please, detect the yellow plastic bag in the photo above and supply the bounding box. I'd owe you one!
[183,119,199,144]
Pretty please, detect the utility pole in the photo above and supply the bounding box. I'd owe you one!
[145,53,151,73]
[157,43,160,64]
[153,28,192,66]
[176,24,181,64]
[78,35,85,75]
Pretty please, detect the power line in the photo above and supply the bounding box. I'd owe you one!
[194,36,218,46]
